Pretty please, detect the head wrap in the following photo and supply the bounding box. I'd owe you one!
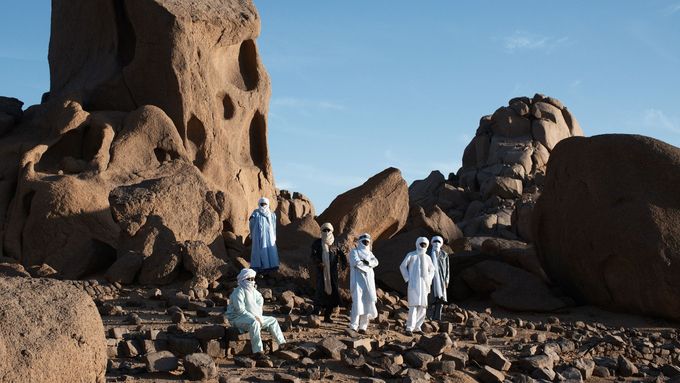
[431,236,443,253]
[237,268,257,291]
[357,233,372,250]
[320,222,335,295]
[415,237,430,278]
[257,197,271,216]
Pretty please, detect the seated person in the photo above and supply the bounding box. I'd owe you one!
[226,268,286,358]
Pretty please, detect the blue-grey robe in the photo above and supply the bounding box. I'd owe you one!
[249,209,279,271]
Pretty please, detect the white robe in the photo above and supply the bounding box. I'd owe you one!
[400,250,435,307]
[349,247,379,319]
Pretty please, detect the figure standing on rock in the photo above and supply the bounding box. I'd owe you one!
[249,197,279,273]
[400,237,435,335]
[348,233,379,334]
[226,268,287,359]
[311,222,347,323]
[428,235,450,320]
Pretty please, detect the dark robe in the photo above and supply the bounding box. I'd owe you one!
[311,238,346,309]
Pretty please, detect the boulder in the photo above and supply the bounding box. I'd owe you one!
[184,353,218,381]
[318,167,408,248]
[461,260,566,312]
[108,161,226,284]
[276,214,320,277]
[534,134,680,320]
[180,241,228,284]
[0,277,107,383]
[145,351,178,373]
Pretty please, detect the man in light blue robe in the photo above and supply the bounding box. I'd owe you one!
[226,268,286,359]
[249,197,279,272]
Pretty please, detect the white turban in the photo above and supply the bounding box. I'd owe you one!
[431,236,443,252]
[237,268,257,290]
[357,233,372,250]
[257,197,270,216]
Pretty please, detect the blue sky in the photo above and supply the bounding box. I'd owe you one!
[2,1,679,211]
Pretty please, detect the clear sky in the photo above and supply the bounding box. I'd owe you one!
[1,1,679,212]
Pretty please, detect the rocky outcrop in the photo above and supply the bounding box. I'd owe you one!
[0,0,275,279]
[108,161,227,284]
[407,95,583,242]
[0,277,107,383]
[318,167,409,249]
[276,190,314,226]
[534,134,680,320]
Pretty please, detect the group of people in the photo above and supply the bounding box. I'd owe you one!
[226,197,451,356]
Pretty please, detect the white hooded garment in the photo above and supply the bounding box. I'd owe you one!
[348,233,379,319]
[400,237,435,307]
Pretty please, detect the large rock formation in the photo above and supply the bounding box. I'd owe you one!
[318,167,409,249]
[0,277,107,383]
[392,94,581,301]
[408,94,583,242]
[534,134,680,320]
[0,0,275,280]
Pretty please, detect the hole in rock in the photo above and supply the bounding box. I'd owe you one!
[153,147,180,164]
[222,93,235,120]
[249,111,267,171]
[84,239,118,276]
[186,115,207,169]
[113,0,136,67]
[36,129,85,173]
[238,40,259,91]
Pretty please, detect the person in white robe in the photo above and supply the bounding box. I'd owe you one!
[348,233,379,334]
[249,197,279,272]
[428,235,450,320]
[400,236,435,335]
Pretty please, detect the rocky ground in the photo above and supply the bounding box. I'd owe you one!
[66,278,680,383]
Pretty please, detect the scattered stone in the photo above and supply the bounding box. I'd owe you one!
[234,356,256,368]
[318,337,347,360]
[517,354,554,371]
[574,357,595,379]
[145,351,178,372]
[617,355,638,377]
[485,348,511,371]
[417,333,453,356]
[479,366,505,383]
[531,367,556,381]
[468,345,491,364]
[405,350,435,370]
[184,353,217,381]
[592,365,611,378]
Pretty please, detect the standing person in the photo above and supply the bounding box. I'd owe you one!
[311,222,347,323]
[348,233,379,334]
[428,235,450,320]
[400,237,435,335]
[249,197,279,273]
[226,268,287,359]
